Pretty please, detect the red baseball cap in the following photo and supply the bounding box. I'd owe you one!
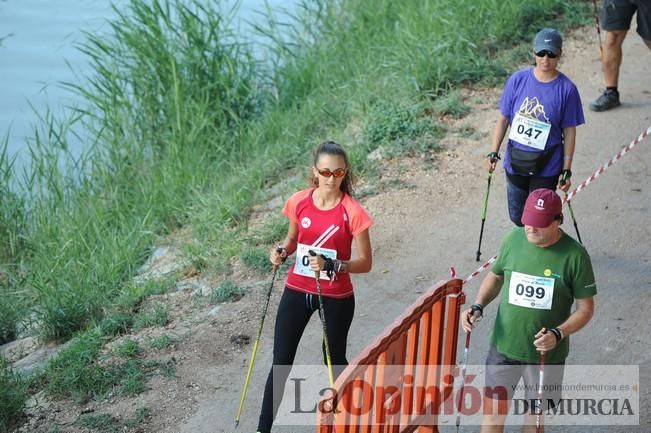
[521,188,562,228]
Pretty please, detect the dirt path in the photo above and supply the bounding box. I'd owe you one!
[19,26,650,433]
[171,27,651,433]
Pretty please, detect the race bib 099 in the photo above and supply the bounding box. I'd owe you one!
[508,271,555,310]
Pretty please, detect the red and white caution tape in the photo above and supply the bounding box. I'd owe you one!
[463,125,651,285]
[565,125,651,202]
[463,255,497,284]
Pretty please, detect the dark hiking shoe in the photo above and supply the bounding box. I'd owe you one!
[589,89,621,112]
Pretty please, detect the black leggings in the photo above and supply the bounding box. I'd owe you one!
[257,287,355,433]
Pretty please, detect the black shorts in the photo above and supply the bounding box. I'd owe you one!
[602,0,651,40]
[505,172,559,191]
[485,345,565,410]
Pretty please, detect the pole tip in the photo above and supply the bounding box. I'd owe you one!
[476,252,481,262]
[234,420,239,428]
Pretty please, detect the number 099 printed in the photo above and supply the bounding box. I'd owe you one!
[508,271,555,310]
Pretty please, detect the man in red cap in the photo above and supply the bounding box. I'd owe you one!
[462,189,596,433]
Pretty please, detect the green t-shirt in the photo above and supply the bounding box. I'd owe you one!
[490,228,597,363]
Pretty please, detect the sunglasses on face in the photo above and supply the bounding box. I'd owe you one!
[535,50,558,59]
[316,167,346,178]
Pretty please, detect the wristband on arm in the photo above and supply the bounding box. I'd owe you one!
[321,256,348,274]
[320,255,336,279]
[549,327,563,342]
[471,303,484,317]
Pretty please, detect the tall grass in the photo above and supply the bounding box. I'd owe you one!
[0,135,29,344]
[0,0,590,426]
[6,0,265,341]
[261,0,590,104]
[0,356,28,433]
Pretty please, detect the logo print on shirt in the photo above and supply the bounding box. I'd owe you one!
[518,96,550,123]
[301,217,311,228]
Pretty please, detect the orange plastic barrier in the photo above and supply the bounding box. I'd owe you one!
[317,278,465,433]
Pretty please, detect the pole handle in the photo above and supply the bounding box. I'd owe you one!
[308,250,320,277]
[273,246,284,271]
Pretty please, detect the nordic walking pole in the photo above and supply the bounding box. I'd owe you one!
[560,171,583,244]
[234,247,283,428]
[565,194,583,244]
[476,169,494,261]
[455,330,472,433]
[537,350,546,433]
[592,0,603,58]
[308,250,336,389]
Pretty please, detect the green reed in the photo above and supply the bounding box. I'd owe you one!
[0,0,590,426]
[0,0,591,342]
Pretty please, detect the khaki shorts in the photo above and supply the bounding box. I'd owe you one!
[602,0,651,40]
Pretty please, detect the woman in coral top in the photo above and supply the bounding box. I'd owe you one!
[256,140,373,433]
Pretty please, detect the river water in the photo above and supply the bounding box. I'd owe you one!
[0,0,294,174]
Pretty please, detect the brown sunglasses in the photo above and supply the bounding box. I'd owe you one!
[316,167,346,178]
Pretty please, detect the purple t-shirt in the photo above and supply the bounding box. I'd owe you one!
[499,68,585,177]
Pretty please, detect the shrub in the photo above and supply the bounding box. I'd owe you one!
[433,90,470,119]
[44,329,113,401]
[133,303,169,330]
[148,335,175,349]
[209,281,243,303]
[99,312,133,337]
[240,247,272,273]
[113,338,141,358]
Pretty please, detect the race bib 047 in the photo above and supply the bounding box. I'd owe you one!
[508,113,551,150]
